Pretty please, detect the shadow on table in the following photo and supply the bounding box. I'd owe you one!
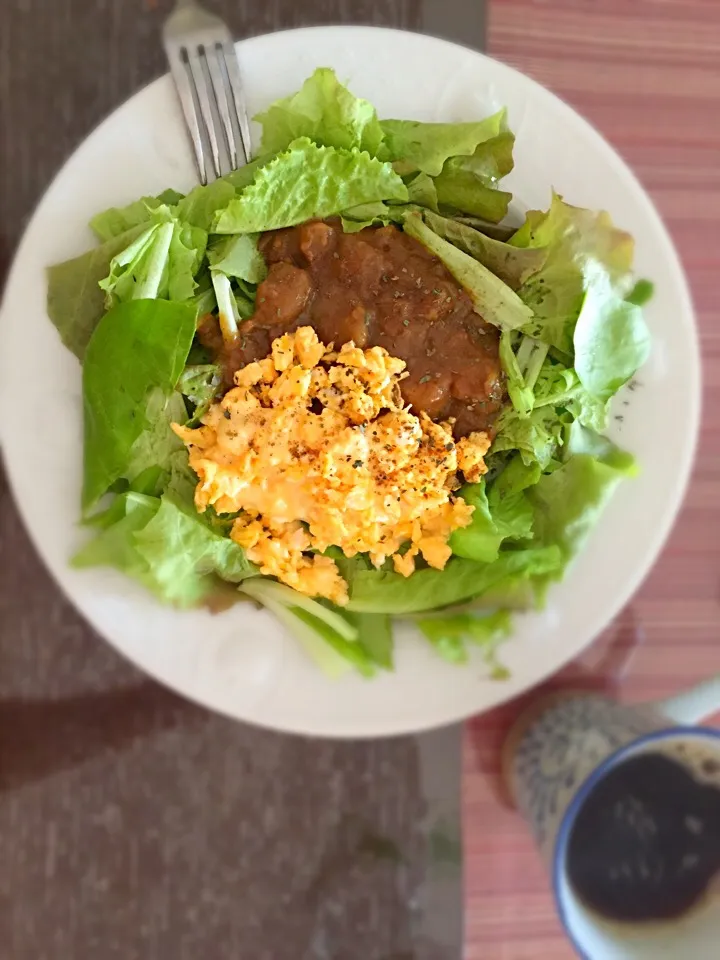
[0,681,201,793]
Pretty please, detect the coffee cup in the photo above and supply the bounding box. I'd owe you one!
[503,676,720,958]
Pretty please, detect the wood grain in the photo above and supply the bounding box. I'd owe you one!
[464,2,720,957]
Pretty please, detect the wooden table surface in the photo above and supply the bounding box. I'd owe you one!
[1,1,718,958]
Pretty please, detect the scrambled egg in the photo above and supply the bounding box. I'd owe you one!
[173,327,490,605]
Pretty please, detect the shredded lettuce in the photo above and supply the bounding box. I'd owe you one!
[98,210,207,308]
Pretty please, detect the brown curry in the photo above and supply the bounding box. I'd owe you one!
[200,219,505,438]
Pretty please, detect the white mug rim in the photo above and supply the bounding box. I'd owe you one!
[552,725,720,959]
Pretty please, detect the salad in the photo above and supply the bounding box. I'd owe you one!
[46,68,652,678]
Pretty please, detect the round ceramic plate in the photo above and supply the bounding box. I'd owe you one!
[0,27,700,738]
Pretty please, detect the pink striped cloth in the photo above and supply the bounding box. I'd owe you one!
[464,1,720,956]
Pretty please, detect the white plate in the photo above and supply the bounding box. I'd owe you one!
[0,27,700,738]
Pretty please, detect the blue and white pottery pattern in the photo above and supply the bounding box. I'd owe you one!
[508,695,666,861]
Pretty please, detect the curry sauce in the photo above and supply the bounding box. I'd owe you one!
[201,220,505,438]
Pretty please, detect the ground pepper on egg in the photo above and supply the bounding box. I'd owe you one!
[173,327,490,604]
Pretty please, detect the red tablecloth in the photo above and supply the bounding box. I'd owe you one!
[464,2,720,955]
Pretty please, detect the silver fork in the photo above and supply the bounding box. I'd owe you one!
[163,0,252,185]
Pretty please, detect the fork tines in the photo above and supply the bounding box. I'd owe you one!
[164,14,252,185]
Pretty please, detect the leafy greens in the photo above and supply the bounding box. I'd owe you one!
[46,66,652,679]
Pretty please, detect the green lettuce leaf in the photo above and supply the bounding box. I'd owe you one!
[207,234,267,283]
[417,611,511,671]
[511,194,636,354]
[89,189,184,242]
[573,281,651,400]
[379,110,507,177]
[188,271,217,317]
[521,355,609,433]
[406,576,539,617]
[404,172,439,210]
[346,546,563,614]
[563,422,638,475]
[421,210,546,290]
[528,452,636,560]
[429,127,515,223]
[74,492,254,607]
[454,215,517,242]
[175,179,237,231]
[491,406,566,469]
[133,495,255,605]
[46,224,147,359]
[240,578,356,640]
[402,212,533,329]
[487,461,538,541]
[291,609,376,677]
[123,388,190,494]
[340,201,396,232]
[73,492,161,579]
[240,577,378,677]
[223,155,276,192]
[255,67,385,157]
[339,201,426,233]
[213,138,408,234]
[441,130,515,183]
[99,223,173,304]
[499,331,537,417]
[179,364,222,422]
[434,171,512,223]
[451,458,537,564]
[450,482,505,564]
[82,299,197,510]
[345,611,394,670]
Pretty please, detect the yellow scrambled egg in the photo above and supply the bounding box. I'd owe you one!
[173,327,490,605]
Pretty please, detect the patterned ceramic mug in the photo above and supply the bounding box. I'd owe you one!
[502,676,720,959]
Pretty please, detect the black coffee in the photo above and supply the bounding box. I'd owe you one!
[567,748,720,923]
